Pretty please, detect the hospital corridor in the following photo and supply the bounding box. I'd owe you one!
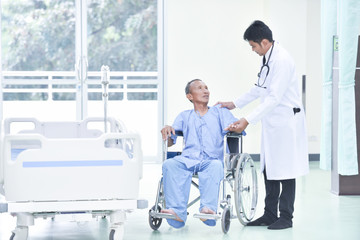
[1,0,360,240]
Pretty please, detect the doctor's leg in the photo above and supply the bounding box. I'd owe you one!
[162,158,192,228]
[268,178,295,230]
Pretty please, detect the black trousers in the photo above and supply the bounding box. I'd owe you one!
[263,170,296,222]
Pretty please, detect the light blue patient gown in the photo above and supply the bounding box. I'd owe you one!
[163,105,237,228]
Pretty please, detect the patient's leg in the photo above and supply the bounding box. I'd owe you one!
[199,206,216,222]
[200,206,215,215]
[197,160,223,226]
[160,209,183,222]
[162,157,192,226]
[198,160,223,215]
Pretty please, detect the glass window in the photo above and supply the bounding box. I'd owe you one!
[1,0,76,71]
[87,0,157,72]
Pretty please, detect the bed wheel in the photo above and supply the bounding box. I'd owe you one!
[148,205,162,230]
[9,233,15,240]
[9,226,28,240]
[221,206,231,234]
[109,229,115,240]
[108,225,124,240]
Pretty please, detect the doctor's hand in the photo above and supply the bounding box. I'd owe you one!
[215,101,236,110]
[225,118,249,133]
[161,125,175,141]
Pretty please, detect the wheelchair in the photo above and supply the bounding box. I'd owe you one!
[148,131,258,233]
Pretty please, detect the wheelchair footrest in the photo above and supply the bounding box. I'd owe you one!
[193,213,221,220]
[149,211,177,219]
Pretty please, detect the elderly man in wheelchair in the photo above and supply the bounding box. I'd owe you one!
[149,79,257,232]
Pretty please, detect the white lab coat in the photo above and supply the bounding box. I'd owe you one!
[234,42,309,180]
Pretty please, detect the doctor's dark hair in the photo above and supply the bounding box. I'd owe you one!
[185,79,202,95]
[243,20,273,44]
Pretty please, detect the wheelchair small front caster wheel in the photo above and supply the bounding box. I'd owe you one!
[148,205,162,230]
[221,206,231,234]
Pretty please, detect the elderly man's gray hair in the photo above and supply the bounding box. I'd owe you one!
[185,79,202,95]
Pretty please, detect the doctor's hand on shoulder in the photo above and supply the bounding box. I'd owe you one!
[215,101,236,110]
[225,118,249,133]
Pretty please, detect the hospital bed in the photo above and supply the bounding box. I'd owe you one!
[148,131,258,233]
[0,117,147,240]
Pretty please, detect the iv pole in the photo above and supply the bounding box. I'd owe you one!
[101,65,110,133]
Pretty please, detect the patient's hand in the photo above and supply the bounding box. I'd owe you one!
[215,101,236,110]
[161,125,175,141]
[225,118,248,133]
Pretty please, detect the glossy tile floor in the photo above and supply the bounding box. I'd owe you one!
[1,161,360,240]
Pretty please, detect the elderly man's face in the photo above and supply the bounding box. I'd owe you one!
[186,80,210,104]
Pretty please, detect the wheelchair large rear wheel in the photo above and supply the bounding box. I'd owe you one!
[234,153,258,225]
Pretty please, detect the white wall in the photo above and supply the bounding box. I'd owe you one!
[164,0,322,154]
[264,0,322,154]
[305,0,322,154]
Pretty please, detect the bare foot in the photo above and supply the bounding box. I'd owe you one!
[200,207,215,221]
[161,209,183,222]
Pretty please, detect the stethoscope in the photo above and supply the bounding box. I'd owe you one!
[255,41,275,89]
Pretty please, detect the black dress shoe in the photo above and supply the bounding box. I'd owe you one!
[267,218,292,230]
[246,215,278,226]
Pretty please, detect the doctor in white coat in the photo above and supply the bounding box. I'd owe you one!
[218,20,309,230]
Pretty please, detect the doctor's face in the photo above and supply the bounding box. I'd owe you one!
[186,80,210,104]
[248,40,266,56]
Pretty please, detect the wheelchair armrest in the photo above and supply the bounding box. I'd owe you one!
[167,151,181,159]
[226,132,245,154]
[174,130,183,137]
[226,131,245,137]
[162,130,183,162]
